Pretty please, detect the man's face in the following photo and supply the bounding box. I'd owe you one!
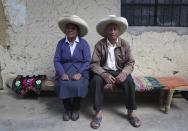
[65,23,79,39]
[105,23,119,41]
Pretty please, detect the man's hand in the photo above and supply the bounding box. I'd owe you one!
[101,72,116,84]
[61,74,69,80]
[116,72,127,83]
[104,84,113,91]
[72,73,82,81]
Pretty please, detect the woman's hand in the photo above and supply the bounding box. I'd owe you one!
[61,74,69,80]
[72,73,82,80]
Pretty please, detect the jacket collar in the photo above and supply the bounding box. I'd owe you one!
[101,37,122,48]
[65,36,79,45]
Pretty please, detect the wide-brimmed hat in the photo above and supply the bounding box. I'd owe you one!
[58,15,88,37]
[96,15,128,37]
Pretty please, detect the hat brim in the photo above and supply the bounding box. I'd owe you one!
[96,16,128,37]
[58,15,88,37]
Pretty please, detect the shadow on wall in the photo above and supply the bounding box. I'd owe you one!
[0,0,8,48]
[0,64,3,89]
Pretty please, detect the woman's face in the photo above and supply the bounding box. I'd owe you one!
[65,23,79,40]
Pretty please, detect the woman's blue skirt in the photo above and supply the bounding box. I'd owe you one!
[55,65,89,99]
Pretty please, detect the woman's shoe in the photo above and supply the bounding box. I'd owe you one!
[71,111,79,121]
[62,109,71,121]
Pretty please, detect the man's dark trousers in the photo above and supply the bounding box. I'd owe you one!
[91,70,137,112]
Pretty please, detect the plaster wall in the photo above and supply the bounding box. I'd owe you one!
[0,0,188,88]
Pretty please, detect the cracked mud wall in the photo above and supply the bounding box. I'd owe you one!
[0,0,8,88]
[0,0,119,88]
[0,0,188,88]
[125,32,188,77]
[0,0,7,48]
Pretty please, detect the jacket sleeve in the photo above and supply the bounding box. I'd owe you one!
[122,43,135,75]
[53,41,65,77]
[90,43,106,75]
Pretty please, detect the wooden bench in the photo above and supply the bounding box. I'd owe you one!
[156,76,188,113]
[6,76,188,113]
[131,76,188,113]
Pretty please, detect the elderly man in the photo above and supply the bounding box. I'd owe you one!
[90,15,141,129]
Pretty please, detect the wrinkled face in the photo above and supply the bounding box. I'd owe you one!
[65,23,79,39]
[105,23,119,41]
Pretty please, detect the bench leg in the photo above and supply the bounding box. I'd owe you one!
[165,89,175,113]
[159,89,165,110]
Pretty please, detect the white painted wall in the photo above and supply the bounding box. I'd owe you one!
[0,0,188,88]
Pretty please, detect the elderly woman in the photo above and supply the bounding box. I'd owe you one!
[54,15,91,121]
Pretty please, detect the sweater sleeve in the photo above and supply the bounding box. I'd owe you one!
[122,43,135,75]
[53,40,65,77]
[79,41,91,74]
